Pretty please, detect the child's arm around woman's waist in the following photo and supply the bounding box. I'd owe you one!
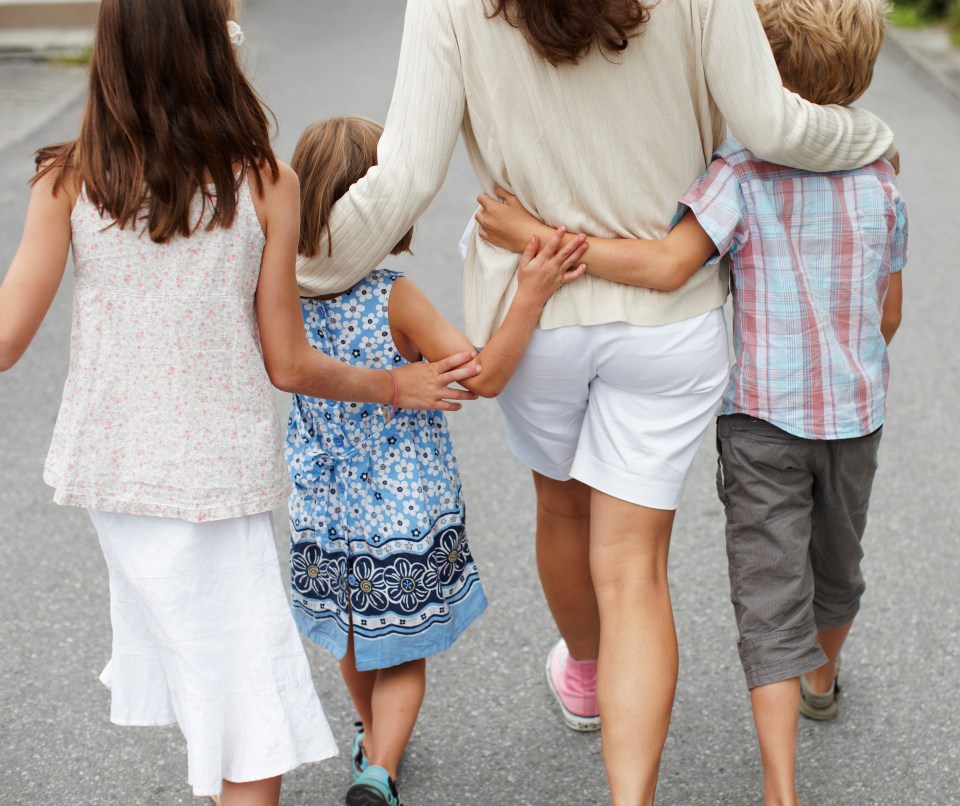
[388,227,588,399]
[476,188,715,293]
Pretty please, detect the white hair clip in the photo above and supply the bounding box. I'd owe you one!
[227,20,244,46]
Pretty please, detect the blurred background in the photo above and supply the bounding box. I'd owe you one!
[1,2,958,804]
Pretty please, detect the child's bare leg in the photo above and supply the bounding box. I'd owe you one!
[805,622,852,693]
[367,658,427,778]
[751,680,801,806]
[339,630,376,729]
[220,775,282,806]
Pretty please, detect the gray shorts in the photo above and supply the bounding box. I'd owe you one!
[715,414,882,689]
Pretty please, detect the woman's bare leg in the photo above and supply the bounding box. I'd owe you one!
[533,472,599,660]
[590,490,677,806]
[220,776,282,806]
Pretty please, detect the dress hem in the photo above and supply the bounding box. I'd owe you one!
[294,588,488,671]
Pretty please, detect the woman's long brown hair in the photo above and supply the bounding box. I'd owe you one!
[488,0,654,66]
[35,0,277,243]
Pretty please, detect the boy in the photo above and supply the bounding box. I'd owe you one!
[474,0,905,802]
[693,1,906,803]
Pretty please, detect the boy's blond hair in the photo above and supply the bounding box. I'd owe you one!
[756,0,891,106]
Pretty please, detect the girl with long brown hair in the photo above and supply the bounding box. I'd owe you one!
[295,0,898,802]
[0,1,480,803]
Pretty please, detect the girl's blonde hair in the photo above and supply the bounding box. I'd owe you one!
[756,0,892,106]
[292,116,413,259]
[35,0,277,243]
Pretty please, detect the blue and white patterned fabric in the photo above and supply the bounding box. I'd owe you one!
[286,270,487,671]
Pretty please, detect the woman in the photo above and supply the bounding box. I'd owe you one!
[296,1,896,802]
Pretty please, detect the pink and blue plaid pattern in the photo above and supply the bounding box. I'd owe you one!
[681,139,908,440]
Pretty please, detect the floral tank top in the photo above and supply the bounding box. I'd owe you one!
[43,178,289,521]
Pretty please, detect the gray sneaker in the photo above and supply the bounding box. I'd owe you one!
[799,672,840,720]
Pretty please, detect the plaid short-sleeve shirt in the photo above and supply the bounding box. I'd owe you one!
[681,139,908,440]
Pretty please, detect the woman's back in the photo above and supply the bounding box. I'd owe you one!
[455,0,721,242]
[44,178,289,521]
[450,0,727,338]
[298,0,895,344]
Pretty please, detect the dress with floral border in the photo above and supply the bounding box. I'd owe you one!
[286,270,487,671]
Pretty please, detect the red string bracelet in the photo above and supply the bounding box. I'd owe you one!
[380,368,398,422]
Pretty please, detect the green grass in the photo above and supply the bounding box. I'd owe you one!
[47,46,92,66]
[890,6,929,26]
[890,3,960,49]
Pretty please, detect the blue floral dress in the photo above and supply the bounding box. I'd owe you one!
[286,270,487,671]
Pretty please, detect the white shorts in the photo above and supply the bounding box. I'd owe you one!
[496,309,730,510]
[89,510,338,797]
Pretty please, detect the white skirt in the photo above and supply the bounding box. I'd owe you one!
[89,509,338,797]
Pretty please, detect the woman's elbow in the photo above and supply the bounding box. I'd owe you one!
[734,108,800,167]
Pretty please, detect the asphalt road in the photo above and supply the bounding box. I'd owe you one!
[1,3,959,804]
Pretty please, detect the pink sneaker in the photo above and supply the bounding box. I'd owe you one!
[545,639,600,732]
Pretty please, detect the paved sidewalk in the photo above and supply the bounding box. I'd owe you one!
[0,0,91,154]
[0,60,85,154]
[886,23,960,104]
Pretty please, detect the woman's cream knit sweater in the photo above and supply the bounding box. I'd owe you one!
[297,0,895,344]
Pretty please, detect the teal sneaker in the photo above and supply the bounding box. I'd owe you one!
[345,765,402,806]
[352,722,369,783]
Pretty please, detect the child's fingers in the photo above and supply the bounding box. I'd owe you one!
[493,186,519,206]
[517,235,540,266]
[434,401,463,412]
[534,226,568,260]
[549,234,588,271]
[476,192,497,212]
[431,350,479,377]
[439,387,480,401]
[561,263,588,285]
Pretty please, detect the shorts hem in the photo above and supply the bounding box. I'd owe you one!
[502,432,573,482]
[571,453,683,510]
